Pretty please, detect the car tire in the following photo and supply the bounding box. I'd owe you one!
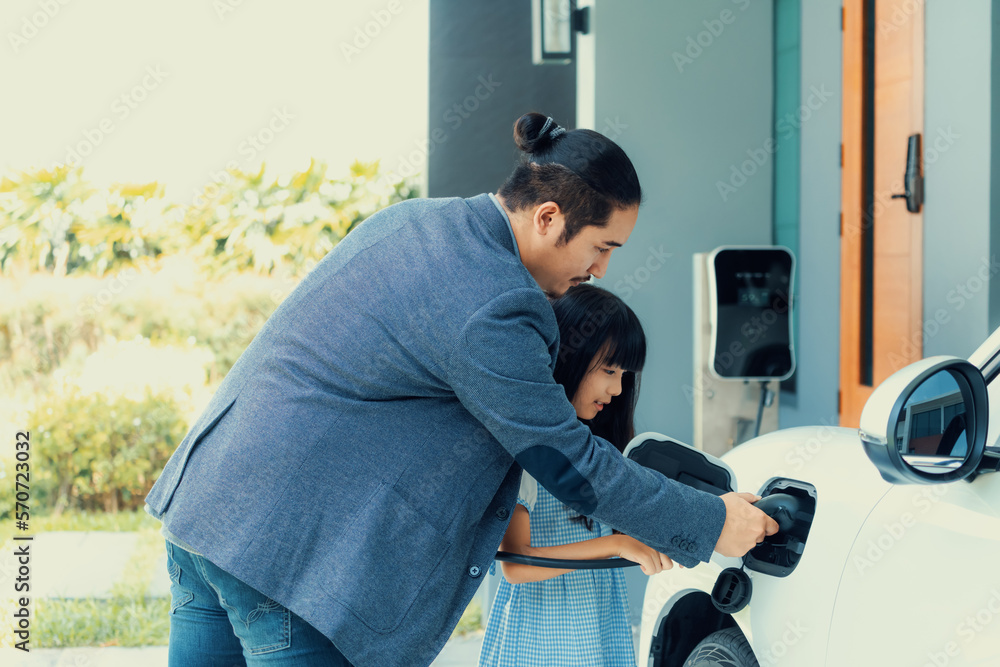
[682,628,758,667]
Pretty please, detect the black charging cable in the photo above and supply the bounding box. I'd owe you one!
[753,380,775,438]
[495,551,639,569]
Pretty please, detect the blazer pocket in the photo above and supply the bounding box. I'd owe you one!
[147,392,239,516]
[324,482,449,634]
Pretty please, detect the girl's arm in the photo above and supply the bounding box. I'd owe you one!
[499,505,671,584]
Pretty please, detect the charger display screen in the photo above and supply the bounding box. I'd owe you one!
[712,249,794,379]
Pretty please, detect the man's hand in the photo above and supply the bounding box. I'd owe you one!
[715,492,780,557]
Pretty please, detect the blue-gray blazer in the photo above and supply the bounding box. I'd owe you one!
[145,193,726,666]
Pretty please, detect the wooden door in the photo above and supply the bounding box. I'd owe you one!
[840,0,924,427]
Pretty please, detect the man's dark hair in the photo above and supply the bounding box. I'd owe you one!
[498,112,644,244]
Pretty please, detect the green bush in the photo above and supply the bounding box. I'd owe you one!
[0,160,417,279]
[25,389,189,513]
[0,270,289,398]
[103,271,288,382]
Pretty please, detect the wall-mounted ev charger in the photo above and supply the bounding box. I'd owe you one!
[698,246,796,443]
[707,246,795,382]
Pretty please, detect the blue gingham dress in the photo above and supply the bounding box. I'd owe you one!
[478,474,635,667]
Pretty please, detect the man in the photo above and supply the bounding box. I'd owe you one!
[147,114,777,666]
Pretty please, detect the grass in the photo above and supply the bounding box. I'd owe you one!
[33,524,171,648]
[34,597,171,648]
[36,509,162,533]
[0,509,162,545]
[9,510,483,647]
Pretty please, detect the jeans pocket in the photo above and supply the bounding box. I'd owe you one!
[199,559,292,655]
[165,543,195,613]
[239,597,291,655]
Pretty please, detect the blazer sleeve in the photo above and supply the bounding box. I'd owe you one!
[446,288,727,567]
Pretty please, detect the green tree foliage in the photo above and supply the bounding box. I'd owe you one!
[184,159,415,278]
[0,160,416,278]
[0,167,176,276]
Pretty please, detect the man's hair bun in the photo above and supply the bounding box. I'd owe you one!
[500,110,642,245]
[513,112,566,155]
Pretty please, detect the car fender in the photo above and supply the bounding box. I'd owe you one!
[827,474,1000,665]
[640,426,894,665]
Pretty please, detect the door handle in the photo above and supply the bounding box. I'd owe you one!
[890,133,924,213]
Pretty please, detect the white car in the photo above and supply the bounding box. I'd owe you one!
[633,328,1000,666]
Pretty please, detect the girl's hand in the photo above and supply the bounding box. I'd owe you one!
[614,535,674,575]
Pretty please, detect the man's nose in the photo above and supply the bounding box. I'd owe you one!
[589,253,611,279]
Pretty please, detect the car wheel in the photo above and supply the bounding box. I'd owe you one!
[683,628,758,667]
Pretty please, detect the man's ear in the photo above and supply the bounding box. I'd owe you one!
[532,201,563,237]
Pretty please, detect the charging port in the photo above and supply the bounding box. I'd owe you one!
[743,477,817,577]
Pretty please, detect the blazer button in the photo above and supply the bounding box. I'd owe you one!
[469,566,482,578]
[496,507,509,520]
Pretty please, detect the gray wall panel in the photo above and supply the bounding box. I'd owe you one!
[428,0,576,198]
[924,0,993,359]
[991,0,1000,337]
[778,0,842,428]
[586,0,775,444]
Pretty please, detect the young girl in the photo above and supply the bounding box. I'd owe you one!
[478,284,672,667]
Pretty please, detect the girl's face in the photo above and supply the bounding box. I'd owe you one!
[571,347,627,420]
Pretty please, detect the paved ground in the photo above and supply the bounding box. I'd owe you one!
[31,532,157,598]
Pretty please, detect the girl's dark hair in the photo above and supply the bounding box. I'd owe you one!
[498,112,643,244]
[551,284,646,531]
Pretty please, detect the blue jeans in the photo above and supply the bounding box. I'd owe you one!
[165,540,354,666]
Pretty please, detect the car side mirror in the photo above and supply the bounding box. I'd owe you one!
[860,357,989,484]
